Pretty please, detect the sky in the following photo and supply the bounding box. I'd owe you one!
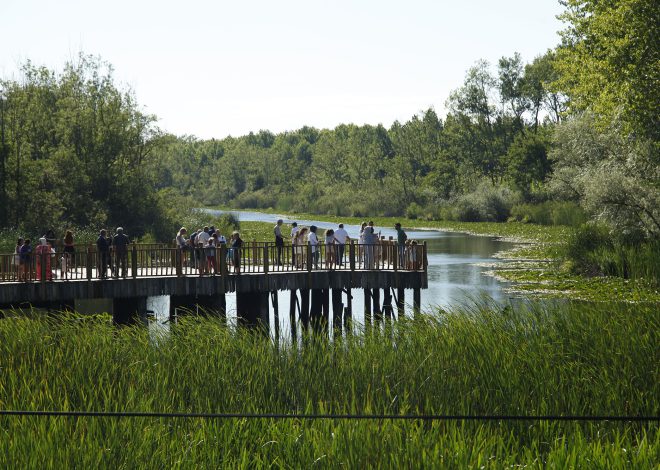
[1,0,564,139]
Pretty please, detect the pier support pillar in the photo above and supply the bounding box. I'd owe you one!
[413,288,421,315]
[332,288,343,335]
[236,291,269,330]
[113,296,147,325]
[364,288,372,325]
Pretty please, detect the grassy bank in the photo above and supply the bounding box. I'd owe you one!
[0,301,658,467]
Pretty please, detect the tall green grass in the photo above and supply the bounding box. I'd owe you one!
[565,224,660,284]
[0,301,657,467]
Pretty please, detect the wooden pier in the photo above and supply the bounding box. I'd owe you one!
[0,241,428,326]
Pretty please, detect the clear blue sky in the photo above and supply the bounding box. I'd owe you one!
[1,0,564,139]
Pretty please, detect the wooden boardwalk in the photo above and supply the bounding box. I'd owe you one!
[0,242,428,315]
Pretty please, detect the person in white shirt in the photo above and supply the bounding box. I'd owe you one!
[334,223,349,266]
[290,222,299,266]
[196,227,211,274]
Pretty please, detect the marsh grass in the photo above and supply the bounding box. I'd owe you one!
[0,301,657,467]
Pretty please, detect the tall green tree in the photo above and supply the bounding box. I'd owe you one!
[555,0,660,142]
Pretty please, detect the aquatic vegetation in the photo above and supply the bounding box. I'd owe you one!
[0,301,657,467]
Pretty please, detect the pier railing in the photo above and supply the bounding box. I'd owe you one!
[0,240,427,283]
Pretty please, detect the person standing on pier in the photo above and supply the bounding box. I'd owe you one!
[274,219,284,266]
[112,227,130,278]
[395,222,407,268]
[334,223,349,266]
[35,237,53,281]
[230,231,243,273]
[196,227,211,275]
[62,230,75,277]
[96,229,111,279]
[290,222,299,266]
[309,225,319,269]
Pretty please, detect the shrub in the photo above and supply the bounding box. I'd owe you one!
[563,224,659,284]
[453,185,518,222]
[510,201,587,227]
[406,202,423,220]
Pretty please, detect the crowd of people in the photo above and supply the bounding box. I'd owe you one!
[9,220,420,282]
[283,219,419,270]
[175,226,243,274]
[12,227,132,281]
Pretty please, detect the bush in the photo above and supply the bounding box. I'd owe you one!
[564,223,659,284]
[452,185,518,222]
[510,201,587,227]
[406,202,423,220]
[232,191,277,210]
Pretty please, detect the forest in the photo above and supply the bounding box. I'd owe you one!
[0,1,657,264]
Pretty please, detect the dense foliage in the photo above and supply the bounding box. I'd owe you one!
[0,56,178,239]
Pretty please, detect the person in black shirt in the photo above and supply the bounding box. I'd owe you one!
[112,227,130,278]
[96,229,110,279]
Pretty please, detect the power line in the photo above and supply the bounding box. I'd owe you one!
[0,410,657,422]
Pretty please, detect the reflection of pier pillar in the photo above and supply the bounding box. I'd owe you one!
[397,287,405,318]
[236,291,269,330]
[289,289,297,340]
[383,288,393,320]
[271,291,280,340]
[332,289,343,334]
[345,287,352,329]
[373,288,381,322]
[170,294,226,321]
[196,295,227,317]
[113,297,147,325]
[310,289,323,333]
[300,289,310,329]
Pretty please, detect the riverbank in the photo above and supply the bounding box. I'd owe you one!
[211,207,659,303]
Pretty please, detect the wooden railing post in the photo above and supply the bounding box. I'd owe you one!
[263,244,269,274]
[86,248,93,280]
[175,249,182,276]
[307,241,312,272]
[39,252,45,282]
[349,241,355,272]
[252,240,258,270]
[423,241,428,272]
[220,244,227,277]
[131,245,138,278]
[393,241,398,272]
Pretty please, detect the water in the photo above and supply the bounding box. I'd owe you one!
[146,209,518,338]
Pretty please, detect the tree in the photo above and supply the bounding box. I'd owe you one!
[498,52,529,125]
[555,0,660,142]
[549,113,660,237]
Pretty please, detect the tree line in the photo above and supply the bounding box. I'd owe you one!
[0,0,657,244]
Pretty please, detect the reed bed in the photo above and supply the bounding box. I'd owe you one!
[0,301,658,468]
